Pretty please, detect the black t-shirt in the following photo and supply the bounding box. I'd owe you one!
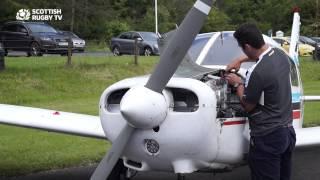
[244,48,293,137]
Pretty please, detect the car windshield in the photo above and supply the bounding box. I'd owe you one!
[27,24,57,33]
[301,36,316,44]
[311,37,320,43]
[140,32,158,41]
[63,31,79,38]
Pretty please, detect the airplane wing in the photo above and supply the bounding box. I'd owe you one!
[302,96,320,101]
[296,127,320,147]
[0,104,105,139]
[296,96,320,148]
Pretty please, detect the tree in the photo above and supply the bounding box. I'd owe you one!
[105,20,131,44]
[222,0,294,35]
[202,8,235,32]
[0,0,319,40]
[297,0,320,36]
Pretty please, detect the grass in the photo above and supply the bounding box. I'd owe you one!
[299,57,320,127]
[0,55,158,177]
[0,55,319,176]
[85,40,110,52]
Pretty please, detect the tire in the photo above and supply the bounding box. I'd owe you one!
[107,159,129,180]
[4,49,8,56]
[29,42,43,56]
[143,47,152,56]
[61,52,72,56]
[112,46,121,56]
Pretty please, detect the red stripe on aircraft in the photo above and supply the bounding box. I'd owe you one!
[293,110,300,119]
[223,120,247,126]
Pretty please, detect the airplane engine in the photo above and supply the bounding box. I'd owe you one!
[199,70,250,166]
[200,70,246,119]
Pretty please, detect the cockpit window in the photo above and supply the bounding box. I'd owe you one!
[174,32,282,78]
[188,32,255,69]
[201,33,245,66]
[188,35,211,62]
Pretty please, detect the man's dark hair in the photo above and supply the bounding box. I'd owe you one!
[233,23,265,49]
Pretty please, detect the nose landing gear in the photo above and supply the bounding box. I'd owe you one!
[178,173,186,180]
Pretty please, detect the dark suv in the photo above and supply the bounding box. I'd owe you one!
[0,21,70,56]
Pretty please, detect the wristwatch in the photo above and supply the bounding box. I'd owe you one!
[233,82,244,88]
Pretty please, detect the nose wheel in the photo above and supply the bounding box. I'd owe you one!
[177,174,186,180]
[106,159,135,180]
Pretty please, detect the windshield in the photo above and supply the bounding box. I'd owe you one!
[311,37,320,43]
[174,32,281,78]
[140,32,158,41]
[301,36,316,44]
[62,31,79,38]
[27,24,57,33]
[200,32,246,66]
[187,32,254,69]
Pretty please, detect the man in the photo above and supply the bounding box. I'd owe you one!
[225,23,296,180]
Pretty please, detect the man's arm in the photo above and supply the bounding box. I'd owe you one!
[225,73,257,112]
[226,55,256,72]
[235,84,257,112]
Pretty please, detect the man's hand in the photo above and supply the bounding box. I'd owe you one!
[226,55,249,72]
[225,73,243,86]
[225,73,256,112]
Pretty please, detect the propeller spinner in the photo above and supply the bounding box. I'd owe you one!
[91,0,214,179]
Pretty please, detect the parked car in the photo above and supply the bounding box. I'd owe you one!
[0,42,5,70]
[310,37,320,60]
[311,37,320,43]
[59,30,85,52]
[299,36,319,48]
[110,31,159,56]
[272,36,315,56]
[0,21,69,56]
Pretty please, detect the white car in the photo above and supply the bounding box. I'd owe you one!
[59,31,85,52]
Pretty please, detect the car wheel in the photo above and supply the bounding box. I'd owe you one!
[61,52,72,56]
[4,49,8,56]
[30,42,43,56]
[112,46,121,56]
[143,47,152,56]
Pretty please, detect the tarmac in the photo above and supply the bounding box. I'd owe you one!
[3,147,320,180]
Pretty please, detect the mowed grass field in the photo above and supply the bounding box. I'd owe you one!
[0,55,319,177]
[299,57,320,126]
[0,55,158,177]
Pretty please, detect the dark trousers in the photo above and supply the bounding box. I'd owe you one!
[249,126,296,180]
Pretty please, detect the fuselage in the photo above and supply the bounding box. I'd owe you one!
[99,32,304,174]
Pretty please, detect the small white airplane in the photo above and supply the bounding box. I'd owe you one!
[1,1,320,180]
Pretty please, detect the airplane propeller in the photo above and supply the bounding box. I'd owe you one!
[91,0,214,179]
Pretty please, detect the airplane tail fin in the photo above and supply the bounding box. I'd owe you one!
[289,7,301,65]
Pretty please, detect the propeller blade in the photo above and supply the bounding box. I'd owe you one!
[145,0,213,93]
[90,124,134,180]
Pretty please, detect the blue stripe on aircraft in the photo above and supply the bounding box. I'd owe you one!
[292,92,301,103]
[293,55,299,65]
